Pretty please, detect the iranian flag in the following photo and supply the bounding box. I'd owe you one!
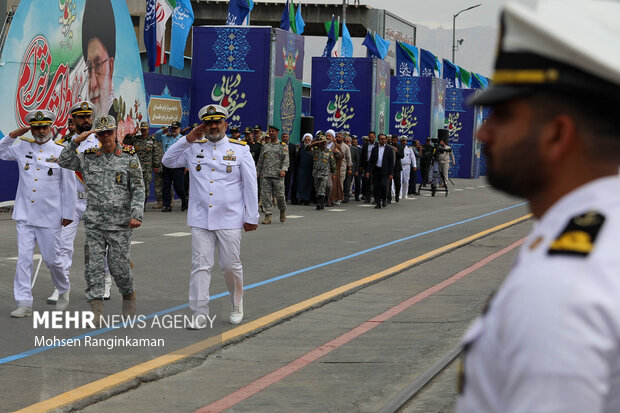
[156,0,176,66]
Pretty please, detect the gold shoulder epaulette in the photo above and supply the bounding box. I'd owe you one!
[281,142,286,146]
[548,211,605,257]
[122,145,136,155]
[84,147,99,154]
[54,139,66,146]
[193,138,207,143]
[229,138,247,146]
[19,136,35,143]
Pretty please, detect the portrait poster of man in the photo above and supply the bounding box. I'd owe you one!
[0,0,146,143]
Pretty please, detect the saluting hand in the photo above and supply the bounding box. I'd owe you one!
[74,130,93,144]
[8,126,31,139]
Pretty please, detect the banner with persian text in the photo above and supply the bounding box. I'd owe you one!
[0,0,146,201]
[143,73,191,130]
[444,88,477,178]
[389,76,432,142]
[271,29,304,144]
[310,57,374,137]
[191,26,271,131]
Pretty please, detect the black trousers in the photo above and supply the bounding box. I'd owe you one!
[372,167,389,205]
[162,166,186,207]
[362,174,373,201]
[353,173,362,198]
[391,170,401,201]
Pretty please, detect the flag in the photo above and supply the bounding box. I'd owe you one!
[420,49,440,77]
[373,33,390,60]
[471,73,489,89]
[341,21,353,57]
[457,66,471,88]
[280,0,290,31]
[170,0,194,70]
[226,0,254,25]
[324,20,339,41]
[363,32,380,59]
[156,0,176,66]
[144,0,157,72]
[396,41,419,76]
[322,16,337,57]
[295,2,305,34]
[289,1,296,33]
[443,58,458,88]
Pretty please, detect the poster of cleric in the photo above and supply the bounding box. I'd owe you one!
[0,0,147,139]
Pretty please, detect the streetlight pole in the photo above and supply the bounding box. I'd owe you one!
[452,4,481,63]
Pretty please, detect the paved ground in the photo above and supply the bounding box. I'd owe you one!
[0,178,532,412]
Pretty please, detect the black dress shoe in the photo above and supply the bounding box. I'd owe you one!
[181,199,188,211]
[375,204,381,209]
[162,207,172,212]
[382,200,387,207]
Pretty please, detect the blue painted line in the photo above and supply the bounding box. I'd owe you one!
[0,201,528,365]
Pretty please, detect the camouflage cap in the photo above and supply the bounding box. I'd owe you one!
[94,115,117,132]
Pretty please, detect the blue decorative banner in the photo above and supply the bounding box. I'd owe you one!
[191,26,271,130]
[444,88,477,178]
[143,73,191,130]
[390,76,431,141]
[311,57,373,136]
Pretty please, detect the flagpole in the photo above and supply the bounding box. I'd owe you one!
[337,15,341,57]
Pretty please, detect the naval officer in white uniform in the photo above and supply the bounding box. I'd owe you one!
[457,2,620,412]
[0,110,76,317]
[48,100,113,304]
[162,104,258,329]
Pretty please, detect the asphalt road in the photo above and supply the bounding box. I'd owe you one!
[0,178,531,412]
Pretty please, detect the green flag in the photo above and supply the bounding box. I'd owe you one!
[289,2,297,33]
[324,20,340,41]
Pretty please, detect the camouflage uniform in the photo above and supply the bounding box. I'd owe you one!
[256,141,289,215]
[152,139,164,203]
[58,141,144,302]
[307,146,336,196]
[123,133,161,202]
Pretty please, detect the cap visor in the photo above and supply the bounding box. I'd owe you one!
[467,85,536,106]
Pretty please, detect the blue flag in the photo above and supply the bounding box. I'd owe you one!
[170,0,194,70]
[420,48,438,77]
[226,0,253,25]
[471,73,489,89]
[374,33,390,60]
[443,59,458,88]
[322,16,337,57]
[396,41,419,76]
[341,21,353,57]
[144,0,157,72]
[363,32,380,59]
[295,3,305,35]
[280,0,291,31]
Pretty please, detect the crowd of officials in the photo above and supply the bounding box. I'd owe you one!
[142,123,456,216]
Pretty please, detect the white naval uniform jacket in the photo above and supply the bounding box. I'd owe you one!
[162,136,259,230]
[0,135,76,228]
[457,174,620,413]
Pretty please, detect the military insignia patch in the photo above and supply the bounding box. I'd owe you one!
[81,102,89,111]
[548,211,605,257]
[207,106,216,115]
[35,111,44,121]
[100,117,108,126]
[130,159,139,169]
[226,165,232,173]
[115,172,126,184]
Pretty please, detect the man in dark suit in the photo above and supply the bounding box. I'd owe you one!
[366,133,394,209]
[360,131,376,203]
[388,135,405,203]
[281,132,298,204]
[348,135,361,201]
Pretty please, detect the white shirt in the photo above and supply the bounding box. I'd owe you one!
[457,174,620,413]
[162,136,259,230]
[376,145,385,167]
[0,135,76,228]
[366,143,375,161]
[402,146,417,168]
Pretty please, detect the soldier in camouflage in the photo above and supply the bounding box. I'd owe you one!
[123,121,161,204]
[58,115,144,325]
[151,135,165,209]
[306,134,337,210]
[256,125,289,224]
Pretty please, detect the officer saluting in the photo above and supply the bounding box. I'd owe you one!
[0,110,76,317]
[457,2,620,412]
[162,104,258,329]
[58,115,144,325]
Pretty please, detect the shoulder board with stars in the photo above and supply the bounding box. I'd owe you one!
[229,138,247,146]
[54,139,66,146]
[84,147,99,154]
[548,211,605,257]
[193,138,208,143]
[20,136,35,143]
[121,144,136,155]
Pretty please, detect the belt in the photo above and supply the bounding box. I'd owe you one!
[77,191,87,199]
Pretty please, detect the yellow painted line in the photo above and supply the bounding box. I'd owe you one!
[15,214,532,413]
